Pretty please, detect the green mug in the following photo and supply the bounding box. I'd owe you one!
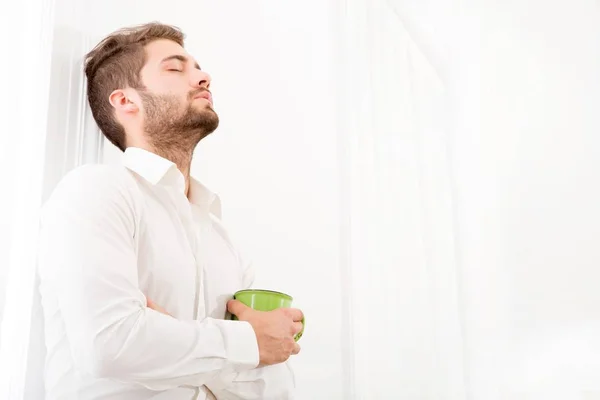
[229,289,305,341]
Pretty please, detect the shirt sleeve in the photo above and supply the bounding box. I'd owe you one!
[205,261,297,399]
[37,165,259,391]
[208,362,296,400]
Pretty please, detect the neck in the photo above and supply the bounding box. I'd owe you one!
[132,136,196,197]
[142,125,206,197]
[155,146,194,196]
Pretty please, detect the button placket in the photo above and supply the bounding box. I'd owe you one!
[164,189,205,320]
[192,208,212,320]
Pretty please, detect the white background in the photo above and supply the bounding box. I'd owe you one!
[1,0,600,399]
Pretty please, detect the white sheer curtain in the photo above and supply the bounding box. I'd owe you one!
[0,0,56,398]
[343,0,600,399]
[339,0,466,398]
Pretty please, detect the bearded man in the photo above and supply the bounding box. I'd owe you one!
[38,22,302,400]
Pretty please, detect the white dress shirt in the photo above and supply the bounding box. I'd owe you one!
[38,147,295,400]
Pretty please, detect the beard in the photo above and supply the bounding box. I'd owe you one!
[140,90,219,158]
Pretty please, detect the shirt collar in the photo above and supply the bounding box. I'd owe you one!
[123,147,222,218]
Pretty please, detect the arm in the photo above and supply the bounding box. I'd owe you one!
[206,262,297,399]
[37,166,259,391]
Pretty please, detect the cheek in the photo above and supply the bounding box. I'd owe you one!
[144,74,189,96]
[155,89,190,109]
[168,86,191,105]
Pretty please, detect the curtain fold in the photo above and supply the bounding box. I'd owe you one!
[0,0,57,398]
[339,0,466,398]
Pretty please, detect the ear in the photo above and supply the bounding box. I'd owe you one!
[109,89,139,115]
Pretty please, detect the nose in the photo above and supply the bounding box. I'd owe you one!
[191,69,212,89]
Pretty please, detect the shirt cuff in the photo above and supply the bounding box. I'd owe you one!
[215,319,260,372]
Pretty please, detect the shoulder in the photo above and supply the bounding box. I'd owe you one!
[42,164,139,217]
[55,163,135,191]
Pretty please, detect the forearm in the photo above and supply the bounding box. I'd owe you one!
[82,308,259,390]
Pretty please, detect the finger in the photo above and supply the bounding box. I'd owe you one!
[227,299,250,317]
[291,343,301,355]
[147,299,172,316]
[292,322,303,335]
[286,308,304,322]
[147,298,160,311]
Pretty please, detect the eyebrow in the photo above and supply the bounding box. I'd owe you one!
[161,54,201,70]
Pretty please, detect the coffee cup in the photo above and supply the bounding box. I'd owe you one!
[229,289,305,341]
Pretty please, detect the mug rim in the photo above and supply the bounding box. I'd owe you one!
[234,288,293,301]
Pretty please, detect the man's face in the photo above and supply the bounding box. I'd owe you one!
[137,39,219,143]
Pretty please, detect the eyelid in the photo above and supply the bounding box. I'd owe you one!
[165,60,184,72]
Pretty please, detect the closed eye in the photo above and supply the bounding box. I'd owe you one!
[167,69,182,72]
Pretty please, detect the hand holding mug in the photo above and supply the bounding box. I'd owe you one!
[228,300,303,365]
[227,289,305,366]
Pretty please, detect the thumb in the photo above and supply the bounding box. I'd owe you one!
[227,299,251,318]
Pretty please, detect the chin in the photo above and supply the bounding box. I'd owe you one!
[199,110,220,132]
[202,106,218,119]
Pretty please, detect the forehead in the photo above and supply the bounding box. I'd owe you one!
[144,39,198,67]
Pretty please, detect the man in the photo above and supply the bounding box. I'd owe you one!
[37,22,303,399]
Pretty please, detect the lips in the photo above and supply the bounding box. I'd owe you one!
[193,91,212,104]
